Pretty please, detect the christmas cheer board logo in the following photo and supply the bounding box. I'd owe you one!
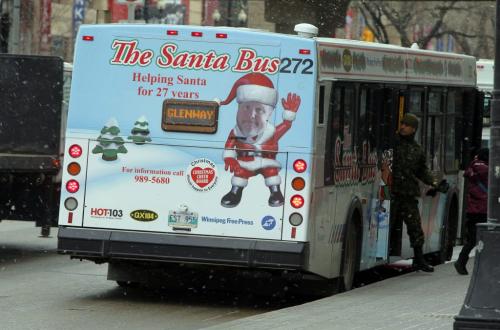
[186,158,218,192]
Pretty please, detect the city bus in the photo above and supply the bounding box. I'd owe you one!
[57,23,483,294]
[476,59,493,147]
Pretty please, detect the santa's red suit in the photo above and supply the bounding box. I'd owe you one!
[219,73,300,207]
[223,114,296,188]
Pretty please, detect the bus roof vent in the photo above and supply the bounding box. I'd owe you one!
[294,23,318,38]
[410,43,420,49]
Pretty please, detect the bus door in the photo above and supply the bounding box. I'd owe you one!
[357,85,390,261]
[386,87,409,257]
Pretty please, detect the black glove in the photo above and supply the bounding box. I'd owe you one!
[437,179,450,193]
[426,188,437,197]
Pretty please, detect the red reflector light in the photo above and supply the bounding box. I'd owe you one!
[191,32,203,37]
[66,180,80,193]
[290,194,305,208]
[68,212,73,224]
[69,144,83,158]
[82,36,94,41]
[293,159,307,173]
[52,159,61,168]
[216,33,227,39]
[167,30,178,36]
[291,227,297,238]
[299,49,311,55]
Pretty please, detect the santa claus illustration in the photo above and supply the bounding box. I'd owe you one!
[219,73,301,208]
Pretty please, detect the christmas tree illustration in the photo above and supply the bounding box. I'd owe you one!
[128,115,152,145]
[92,117,128,161]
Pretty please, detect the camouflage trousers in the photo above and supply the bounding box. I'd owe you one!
[391,197,425,248]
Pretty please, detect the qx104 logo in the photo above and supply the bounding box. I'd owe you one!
[110,40,280,74]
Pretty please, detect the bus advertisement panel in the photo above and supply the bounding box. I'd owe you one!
[59,24,316,267]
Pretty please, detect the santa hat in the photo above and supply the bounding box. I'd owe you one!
[220,73,278,107]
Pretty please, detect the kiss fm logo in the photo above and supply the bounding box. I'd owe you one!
[90,208,123,219]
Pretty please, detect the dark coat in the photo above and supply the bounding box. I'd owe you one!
[464,158,488,215]
[392,134,435,198]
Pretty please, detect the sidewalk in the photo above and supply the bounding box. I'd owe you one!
[204,252,472,330]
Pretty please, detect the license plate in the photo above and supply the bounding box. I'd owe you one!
[168,211,198,228]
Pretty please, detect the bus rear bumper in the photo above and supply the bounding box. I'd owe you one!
[57,226,308,269]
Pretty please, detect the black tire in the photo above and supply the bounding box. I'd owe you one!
[339,219,359,292]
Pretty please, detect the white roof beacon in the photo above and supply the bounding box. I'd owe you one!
[294,23,318,38]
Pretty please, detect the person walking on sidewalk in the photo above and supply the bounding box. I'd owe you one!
[454,148,489,275]
[392,113,441,273]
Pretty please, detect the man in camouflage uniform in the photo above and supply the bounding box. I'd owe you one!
[391,113,437,272]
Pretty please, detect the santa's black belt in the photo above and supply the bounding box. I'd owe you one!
[239,151,263,157]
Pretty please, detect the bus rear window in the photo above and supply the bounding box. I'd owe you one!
[161,99,219,134]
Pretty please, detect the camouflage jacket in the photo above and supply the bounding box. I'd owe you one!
[392,134,435,198]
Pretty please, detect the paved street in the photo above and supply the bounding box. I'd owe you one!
[204,247,471,330]
[0,221,308,330]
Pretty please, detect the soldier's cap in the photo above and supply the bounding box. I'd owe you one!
[401,113,419,129]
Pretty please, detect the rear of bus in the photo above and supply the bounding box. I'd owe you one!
[57,24,317,281]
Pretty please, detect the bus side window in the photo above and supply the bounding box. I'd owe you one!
[318,85,325,125]
[324,87,342,185]
[408,90,424,145]
[445,90,460,172]
[426,91,444,171]
[358,87,378,159]
[324,85,355,185]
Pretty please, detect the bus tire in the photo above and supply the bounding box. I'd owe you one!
[338,211,361,292]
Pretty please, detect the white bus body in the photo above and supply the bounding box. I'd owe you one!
[58,24,482,292]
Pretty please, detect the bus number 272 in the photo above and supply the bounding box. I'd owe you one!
[279,58,314,74]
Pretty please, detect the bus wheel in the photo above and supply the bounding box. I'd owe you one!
[339,218,359,292]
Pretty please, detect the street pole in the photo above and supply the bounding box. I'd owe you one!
[454,1,500,328]
[8,0,20,53]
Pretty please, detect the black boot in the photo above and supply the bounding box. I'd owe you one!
[454,252,469,275]
[268,185,284,207]
[413,246,434,272]
[221,186,243,208]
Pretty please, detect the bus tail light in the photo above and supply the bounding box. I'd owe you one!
[69,144,83,158]
[52,158,61,168]
[66,180,80,193]
[289,213,303,226]
[67,162,81,176]
[299,49,311,55]
[82,36,94,41]
[291,177,305,191]
[290,195,304,208]
[64,197,78,211]
[293,159,307,173]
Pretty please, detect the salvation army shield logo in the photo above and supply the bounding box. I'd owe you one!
[186,158,218,192]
